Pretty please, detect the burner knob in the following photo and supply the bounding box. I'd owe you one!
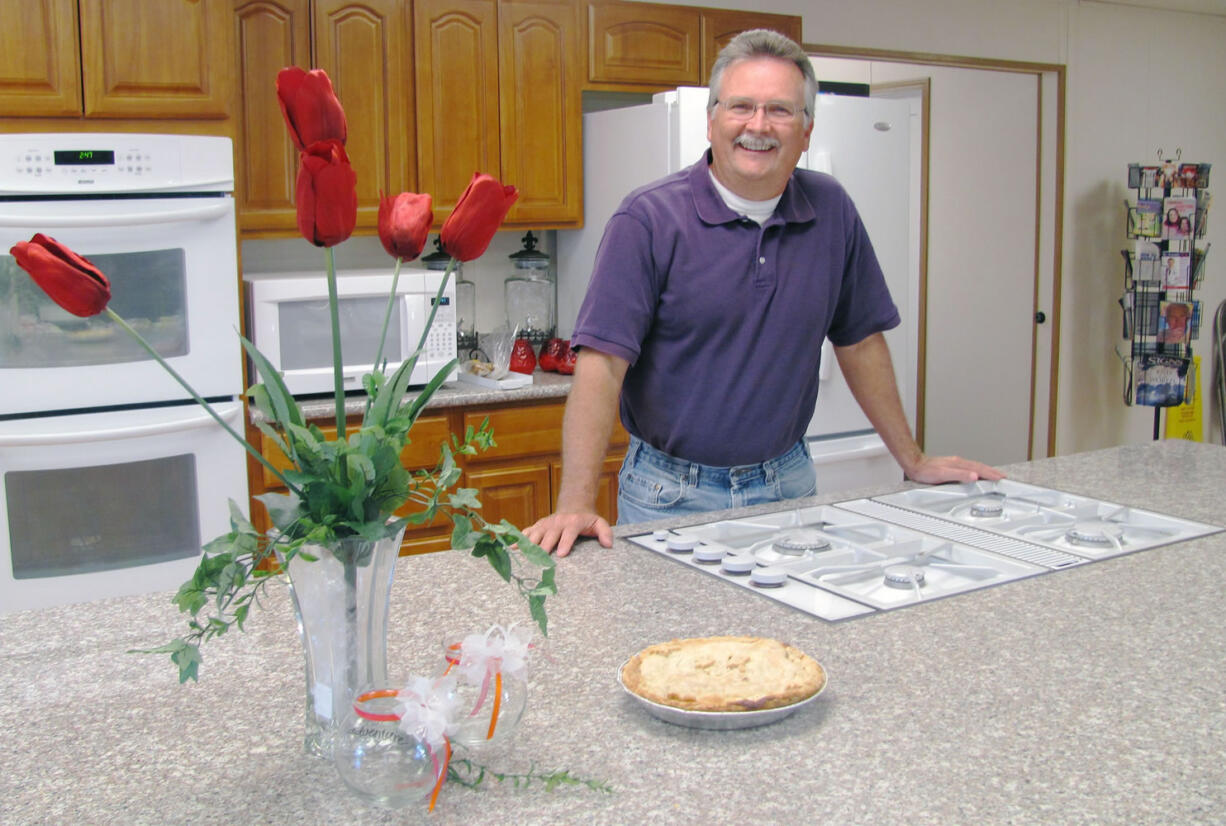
[666,534,698,553]
[750,567,787,588]
[720,555,755,575]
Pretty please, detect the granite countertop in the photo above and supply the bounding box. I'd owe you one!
[279,371,572,422]
[3,440,1225,825]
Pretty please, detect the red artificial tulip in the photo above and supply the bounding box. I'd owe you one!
[276,67,347,151]
[10,233,111,317]
[377,191,434,261]
[440,173,519,261]
[296,139,357,248]
[509,338,537,375]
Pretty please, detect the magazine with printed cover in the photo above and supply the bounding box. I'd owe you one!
[1191,244,1210,287]
[1128,164,1142,189]
[1158,300,1192,344]
[1130,198,1163,238]
[1195,189,1211,238]
[1135,241,1162,282]
[1161,161,1179,189]
[1178,163,1200,189]
[1141,166,1160,189]
[1160,251,1190,288]
[1135,354,1188,407]
[1196,162,1211,188]
[1162,196,1196,240]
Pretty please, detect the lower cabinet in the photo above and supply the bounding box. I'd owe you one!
[247,396,627,556]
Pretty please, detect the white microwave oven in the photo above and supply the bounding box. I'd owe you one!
[243,268,458,396]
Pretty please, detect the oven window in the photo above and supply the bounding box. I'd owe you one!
[6,454,200,579]
[0,248,188,368]
[278,296,404,371]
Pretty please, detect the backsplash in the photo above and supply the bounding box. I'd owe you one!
[241,228,557,338]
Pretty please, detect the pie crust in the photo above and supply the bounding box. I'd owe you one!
[621,635,825,712]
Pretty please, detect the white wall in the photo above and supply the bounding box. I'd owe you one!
[658,0,1226,451]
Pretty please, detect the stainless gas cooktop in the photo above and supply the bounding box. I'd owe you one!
[627,481,1222,621]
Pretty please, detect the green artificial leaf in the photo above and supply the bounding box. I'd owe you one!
[447,487,482,511]
[529,594,548,636]
[239,335,303,428]
[506,524,553,568]
[401,356,458,426]
[450,514,474,549]
[170,640,202,683]
[472,535,511,582]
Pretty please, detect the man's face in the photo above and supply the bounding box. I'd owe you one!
[707,57,813,200]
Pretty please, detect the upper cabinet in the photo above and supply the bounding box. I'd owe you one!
[416,0,581,227]
[232,0,414,236]
[0,0,232,119]
[586,1,803,89]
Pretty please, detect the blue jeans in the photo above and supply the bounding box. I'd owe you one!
[616,436,818,525]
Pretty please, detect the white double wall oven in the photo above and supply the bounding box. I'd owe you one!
[0,134,247,613]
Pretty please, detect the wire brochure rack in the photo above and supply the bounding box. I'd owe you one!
[1120,152,1212,438]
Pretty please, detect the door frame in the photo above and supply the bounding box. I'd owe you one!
[804,43,1065,459]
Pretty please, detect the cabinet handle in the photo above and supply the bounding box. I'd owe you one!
[1035,311,1047,324]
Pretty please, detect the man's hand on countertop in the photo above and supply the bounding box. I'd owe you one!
[524,510,613,557]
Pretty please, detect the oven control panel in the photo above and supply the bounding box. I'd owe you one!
[0,133,233,195]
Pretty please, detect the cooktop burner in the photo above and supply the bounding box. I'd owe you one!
[627,483,1222,622]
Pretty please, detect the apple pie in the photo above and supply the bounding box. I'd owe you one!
[621,635,825,712]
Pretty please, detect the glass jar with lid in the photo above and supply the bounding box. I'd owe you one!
[504,231,555,345]
[423,238,477,352]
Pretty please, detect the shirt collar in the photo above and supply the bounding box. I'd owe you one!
[689,149,817,226]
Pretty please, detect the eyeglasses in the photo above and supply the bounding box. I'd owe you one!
[715,97,804,123]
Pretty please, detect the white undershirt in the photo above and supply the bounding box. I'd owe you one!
[708,169,780,224]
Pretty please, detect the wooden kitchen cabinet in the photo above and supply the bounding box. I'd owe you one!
[0,0,232,119]
[231,0,415,236]
[415,0,582,227]
[585,1,802,89]
[247,394,628,555]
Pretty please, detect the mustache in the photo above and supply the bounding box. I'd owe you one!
[733,134,781,151]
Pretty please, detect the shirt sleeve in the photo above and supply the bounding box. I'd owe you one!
[824,204,901,347]
[570,206,663,366]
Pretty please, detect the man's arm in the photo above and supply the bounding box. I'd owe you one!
[833,332,1003,483]
[523,348,629,556]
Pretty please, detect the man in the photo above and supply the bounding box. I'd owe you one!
[525,29,1001,556]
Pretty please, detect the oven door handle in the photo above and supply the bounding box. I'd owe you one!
[0,403,242,447]
[0,200,232,228]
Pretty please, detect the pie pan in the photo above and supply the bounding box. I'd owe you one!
[617,658,827,731]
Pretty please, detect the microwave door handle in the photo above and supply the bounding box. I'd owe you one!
[0,200,232,228]
[0,403,242,447]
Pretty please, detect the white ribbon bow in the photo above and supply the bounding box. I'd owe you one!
[457,623,532,685]
[395,675,459,750]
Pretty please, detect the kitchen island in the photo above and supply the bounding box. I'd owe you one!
[2,440,1224,825]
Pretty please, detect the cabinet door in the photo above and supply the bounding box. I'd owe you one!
[586,2,700,86]
[498,0,582,226]
[700,11,803,84]
[465,462,553,530]
[551,454,623,525]
[314,0,415,231]
[233,0,311,235]
[79,0,232,118]
[415,0,501,220]
[0,0,80,116]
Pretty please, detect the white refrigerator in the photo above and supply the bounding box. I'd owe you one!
[556,86,918,496]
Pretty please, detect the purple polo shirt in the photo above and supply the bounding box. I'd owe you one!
[571,152,899,467]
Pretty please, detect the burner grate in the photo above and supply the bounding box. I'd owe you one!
[834,499,1085,569]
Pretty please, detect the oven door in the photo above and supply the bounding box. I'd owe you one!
[0,196,241,415]
[0,401,248,614]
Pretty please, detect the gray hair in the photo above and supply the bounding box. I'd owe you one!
[707,29,817,125]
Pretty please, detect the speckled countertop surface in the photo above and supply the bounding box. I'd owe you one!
[279,371,572,422]
[3,440,1225,825]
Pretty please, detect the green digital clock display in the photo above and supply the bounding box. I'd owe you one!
[53,150,115,166]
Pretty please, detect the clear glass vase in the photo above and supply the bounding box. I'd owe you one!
[441,636,528,751]
[332,687,445,808]
[284,526,406,759]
